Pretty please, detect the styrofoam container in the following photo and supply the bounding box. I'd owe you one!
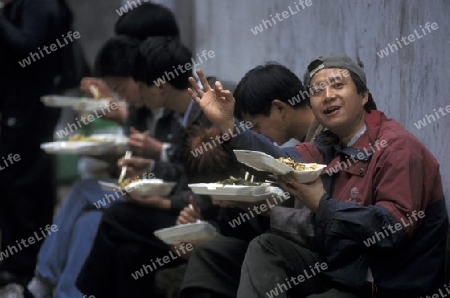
[98,179,176,196]
[89,134,129,154]
[233,150,327,183]
[188,183,270,196]
[209,186,286,202]
[125,179,176,196]
[154,221,218,245]
[40,141,115,155]
[41,95,110,111]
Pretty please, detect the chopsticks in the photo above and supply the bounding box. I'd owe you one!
[118,150,132,184]
[89,85,101,99]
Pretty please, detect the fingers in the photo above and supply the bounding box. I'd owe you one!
[129,127,141,135]
[196,69,212,92]
[187,88,201,104]
[189,196,201,215]
[220,89,235,102]
[177,207,198,224]
[188,77,204,97]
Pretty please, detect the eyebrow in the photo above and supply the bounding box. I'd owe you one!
[311,76,346,86]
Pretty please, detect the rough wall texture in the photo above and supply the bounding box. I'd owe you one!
[178,0,450,208]
[67,0,121,68]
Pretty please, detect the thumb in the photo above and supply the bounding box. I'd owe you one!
[189,196,201,216]
[130,127,140,135]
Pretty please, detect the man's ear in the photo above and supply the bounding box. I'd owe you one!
[272,99,289,115]
[361,90,369,107]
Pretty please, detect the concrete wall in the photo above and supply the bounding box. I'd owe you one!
[182,0,450,205]
[67,0,122,68]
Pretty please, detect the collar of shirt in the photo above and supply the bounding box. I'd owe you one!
[347,124,367,147]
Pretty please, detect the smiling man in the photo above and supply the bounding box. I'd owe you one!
[184,54,448,297]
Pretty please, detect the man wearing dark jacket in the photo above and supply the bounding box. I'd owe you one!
[186,54,448,297]
[0,0,73,286]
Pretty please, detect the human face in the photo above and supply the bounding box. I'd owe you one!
[242,102,291,145]
[137,82,165,109]
[103,77,142,107]
[309,68,368,140]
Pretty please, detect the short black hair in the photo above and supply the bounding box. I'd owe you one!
[114,2,179,41]
[184,125,242,183]
[132,36,193,90]
[348,71,377,112]
[94,35,141,78]
[234,62,309,119]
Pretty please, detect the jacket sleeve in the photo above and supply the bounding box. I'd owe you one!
[223,120,302,160]
[0,1,56,54]
[270,201,317,250]
[152,161,184,183]
[314,143,430,253]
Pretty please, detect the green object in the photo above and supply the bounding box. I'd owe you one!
[56,154,80,183]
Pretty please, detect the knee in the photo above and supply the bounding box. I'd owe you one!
[247,233,284,256]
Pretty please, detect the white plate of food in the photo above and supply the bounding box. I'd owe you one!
[209,186,288,202]
[154,221,218,245]
[99,178,177,196]
[233,150,326,183]
[89,134,129,154]
[189,177,270,197]
[40,140,115,155]
[41,95,111,112]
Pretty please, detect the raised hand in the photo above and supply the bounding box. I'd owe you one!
[188,69,236,133]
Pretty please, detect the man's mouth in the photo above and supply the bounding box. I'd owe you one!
[323,106,341,115]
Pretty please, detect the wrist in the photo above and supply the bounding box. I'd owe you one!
[219,119,236,135]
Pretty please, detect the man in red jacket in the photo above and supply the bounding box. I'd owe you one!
[185,54,448,297]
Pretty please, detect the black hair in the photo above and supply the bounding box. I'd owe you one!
[348,71,377,112]
[114,2,179,41]
[233,62,309,119]
[184,125,242,183]
[132,36,193,90]
[94,35,141,78]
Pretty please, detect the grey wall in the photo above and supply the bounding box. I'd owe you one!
[67,0,122,67]
[176,0,450,206]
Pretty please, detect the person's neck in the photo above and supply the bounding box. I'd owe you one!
[339,116,366,145]
[165,89,192,114]
[289,109,315,141]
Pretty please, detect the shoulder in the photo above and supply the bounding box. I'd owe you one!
[294,142,324,163]
[370,115,440,175]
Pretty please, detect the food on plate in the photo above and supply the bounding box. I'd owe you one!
[218,176,261,186]
[118,177,140,188]
[277,157,321,171]
[68,134,95,142]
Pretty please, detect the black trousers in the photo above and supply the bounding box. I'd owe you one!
[238,234,363,298]
[76,201,185,298]
[0,79,58,278]
[180,235,250,298]
[180,234,361,298]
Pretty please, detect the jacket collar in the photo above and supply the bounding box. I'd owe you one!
[314,110,386,161]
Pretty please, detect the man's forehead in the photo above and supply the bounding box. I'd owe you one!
[310,68,350,84]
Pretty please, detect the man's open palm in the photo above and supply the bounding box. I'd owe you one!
[188,69,236,133]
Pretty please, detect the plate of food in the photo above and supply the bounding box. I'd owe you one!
[41,95,111,112]
[41,134,117,155]
[89,134,129,154]
[189,177,270,197]
[99,178,177,196]
[154,221,218,245]
[233,150,326,183]
[208,186,287,202]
